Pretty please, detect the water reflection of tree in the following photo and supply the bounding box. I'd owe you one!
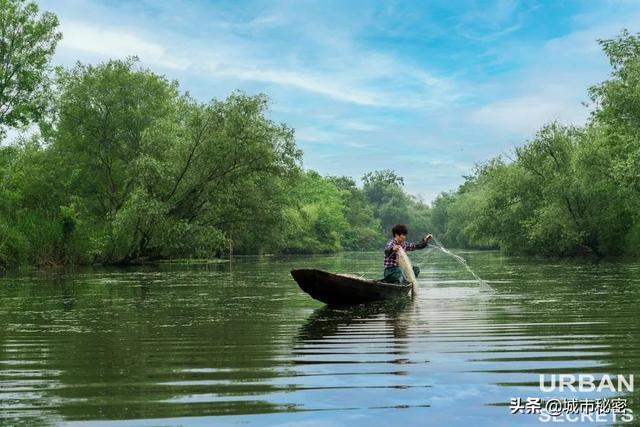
[0,264,291,422]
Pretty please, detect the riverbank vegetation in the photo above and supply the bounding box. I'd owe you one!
[430,31,640,257]
[1,0,639,269]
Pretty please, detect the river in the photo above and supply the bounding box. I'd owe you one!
[0,251,638,426]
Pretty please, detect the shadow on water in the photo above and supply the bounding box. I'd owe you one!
[297,298,414,343]
[290,297,434,411]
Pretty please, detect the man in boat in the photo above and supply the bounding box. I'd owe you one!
[382,224,433,284]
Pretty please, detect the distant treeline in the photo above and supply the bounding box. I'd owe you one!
[0,57,431,266]
[430,31,640,258]
[1,1,639,269]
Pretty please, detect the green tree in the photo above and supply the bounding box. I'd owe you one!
[362,169,430,240]
[587,30,640,254]
[588,30,640,192]
[362,169,411,232]
[281,171,350,253]
[54,58,178,217]
[52,59,301,262]
[0,0,61,138]
[0,143,29,269]
[327,176,383,250]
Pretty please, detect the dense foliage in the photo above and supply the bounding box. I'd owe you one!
[0,0,61,137]
[0,0,429,268]
[431,31,640,257]
[1,0,640,269]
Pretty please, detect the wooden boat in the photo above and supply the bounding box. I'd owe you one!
[290,268,412,305]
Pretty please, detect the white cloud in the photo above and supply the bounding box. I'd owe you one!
[341,120,379,132]
[472,94,589,136]
[295,126,340,143]
[467,18,639,138]
[345,141,369,148]
[55,13,460,110]
[210,66,388,107]
[209,63,459,109]
[59,21,191,70]
[455,0,527,42]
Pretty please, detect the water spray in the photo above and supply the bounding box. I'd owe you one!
[422,236,494,292]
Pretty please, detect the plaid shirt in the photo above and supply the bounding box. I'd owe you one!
[384,238,428,268]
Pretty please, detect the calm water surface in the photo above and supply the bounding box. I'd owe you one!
[0,251,638,426]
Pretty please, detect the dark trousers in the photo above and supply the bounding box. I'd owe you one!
[382,266,420,284]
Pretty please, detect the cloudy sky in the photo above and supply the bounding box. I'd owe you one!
[28,0,640,201]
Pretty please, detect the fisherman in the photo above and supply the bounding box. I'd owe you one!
[382,224,433,284]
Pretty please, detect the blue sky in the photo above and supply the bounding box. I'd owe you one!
[27,0,640,201]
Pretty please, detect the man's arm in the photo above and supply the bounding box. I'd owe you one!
[405,234,433,251]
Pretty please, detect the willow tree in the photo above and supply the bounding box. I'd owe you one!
[53,59,301,262]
